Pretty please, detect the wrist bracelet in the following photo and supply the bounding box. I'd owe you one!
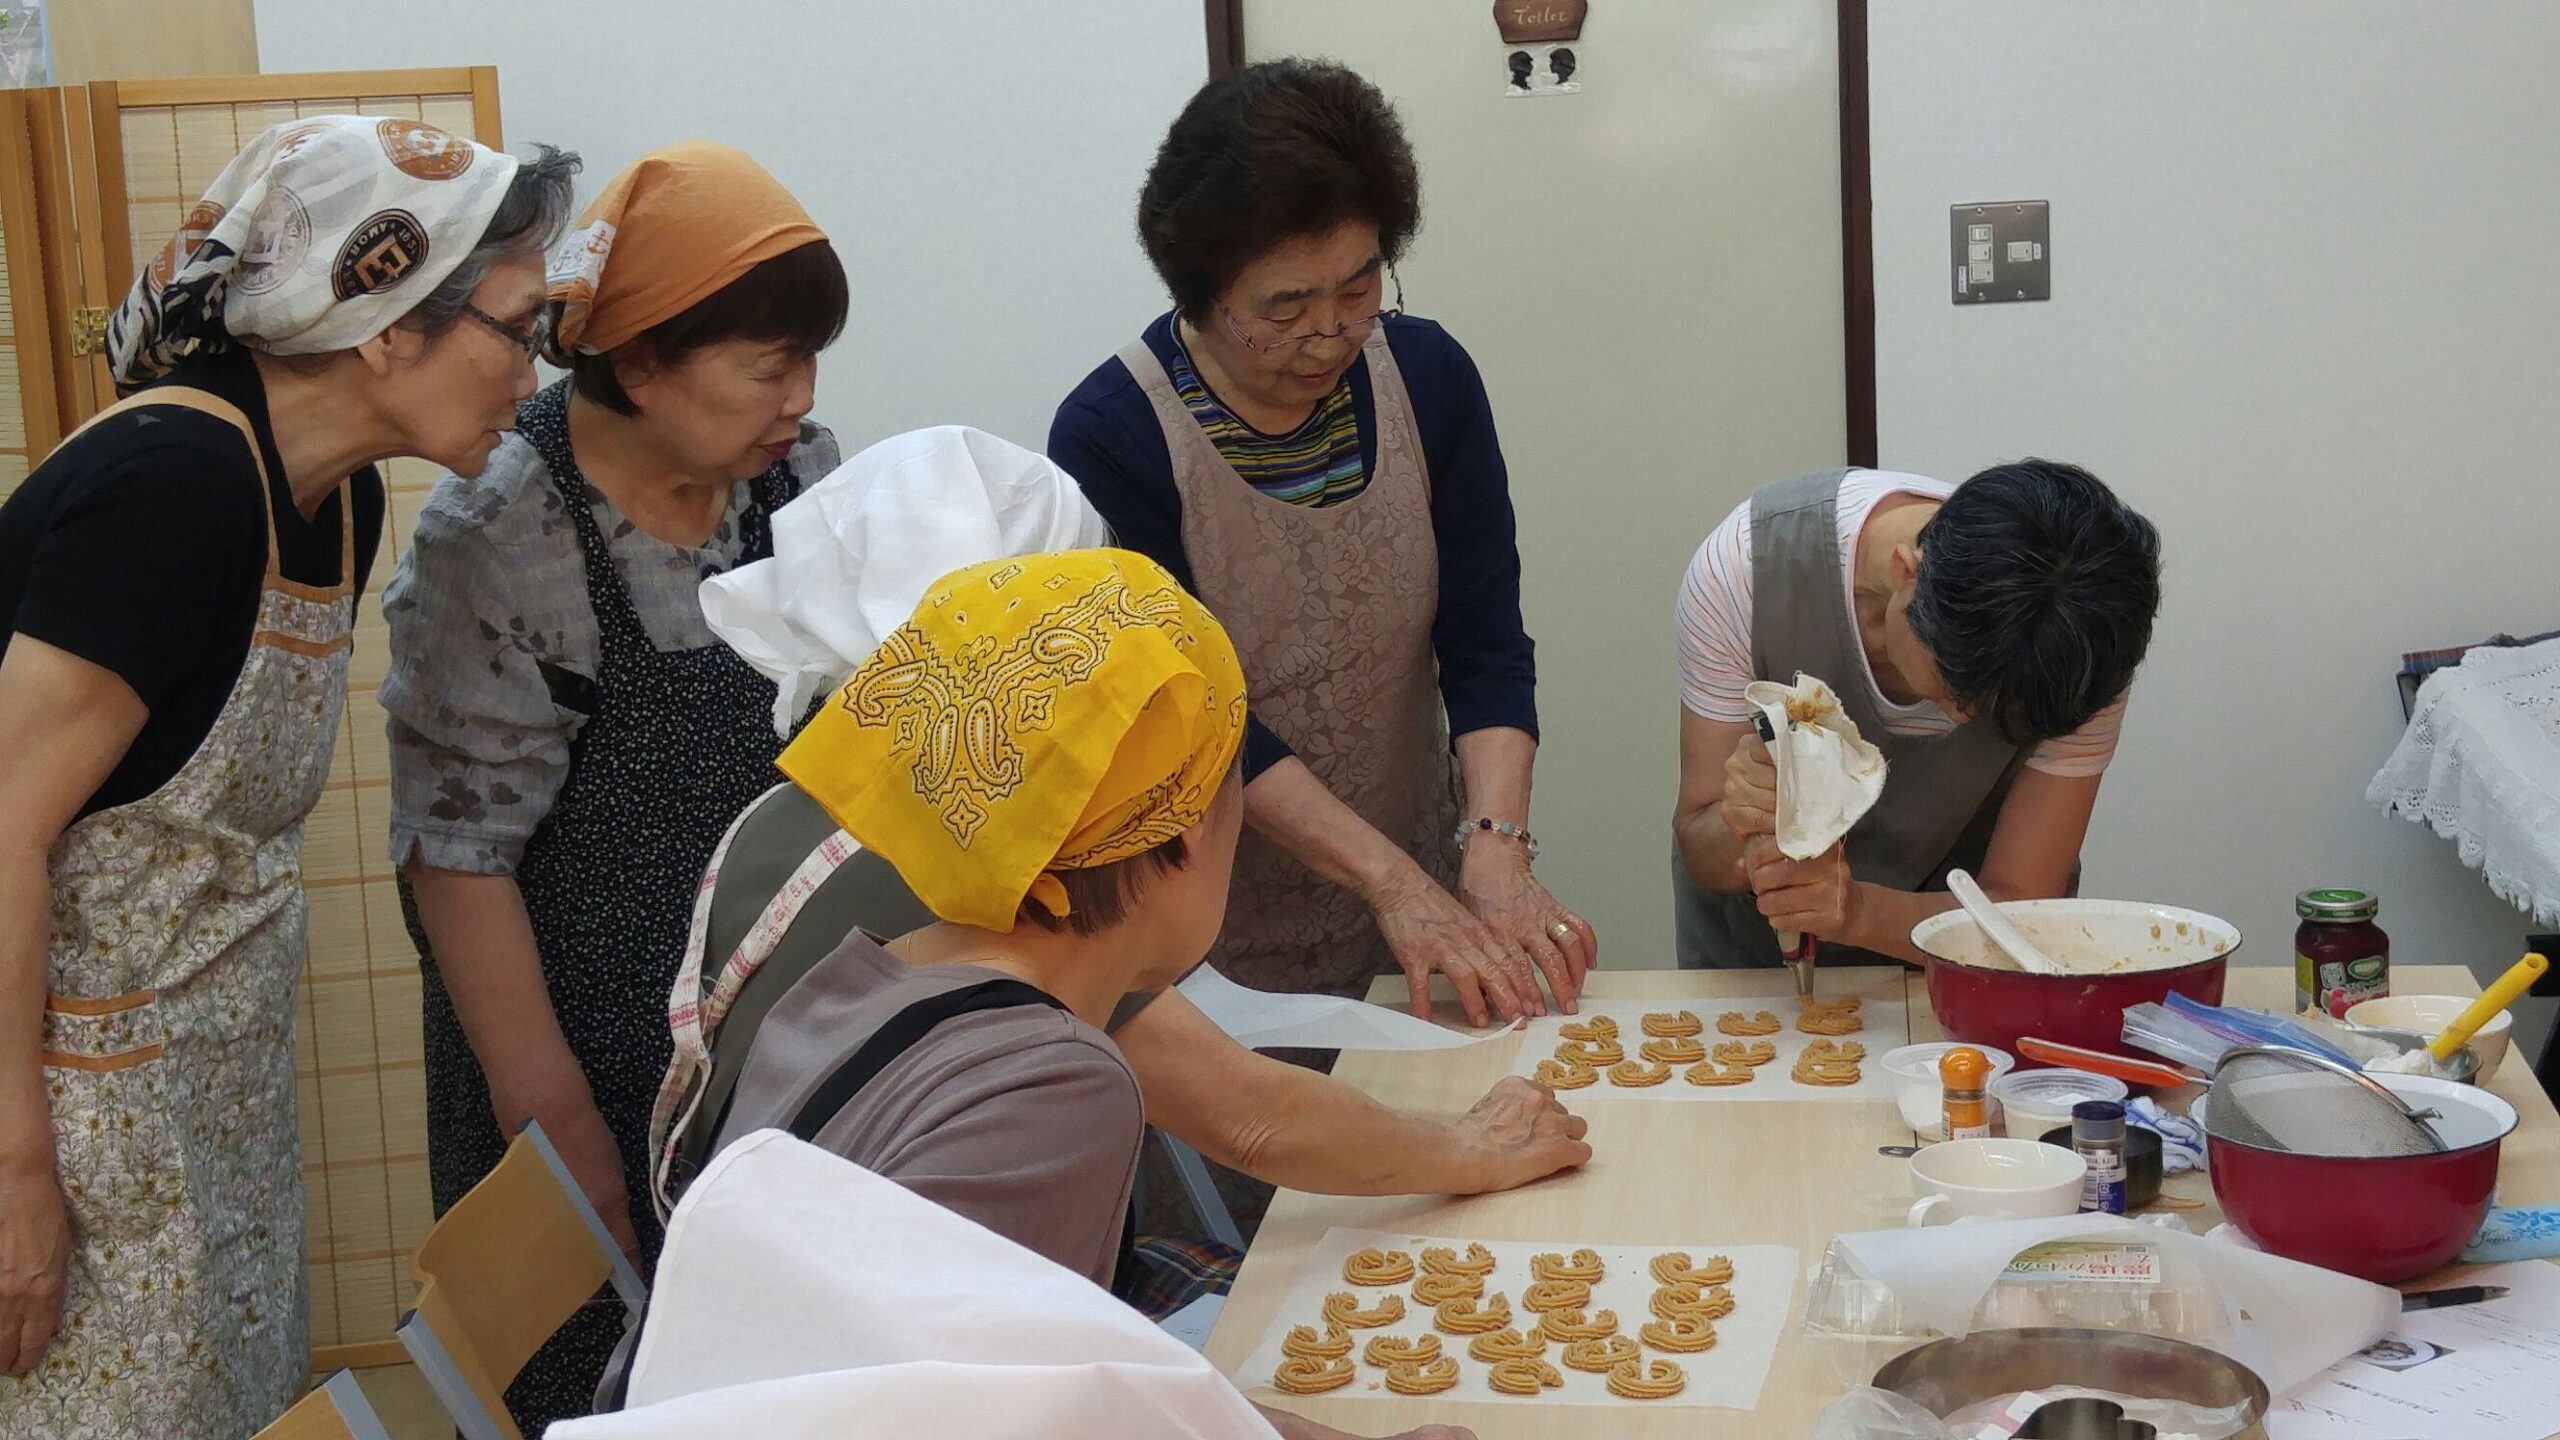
[1455,817,1540,861]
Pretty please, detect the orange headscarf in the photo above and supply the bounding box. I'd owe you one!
[544,140,826,358]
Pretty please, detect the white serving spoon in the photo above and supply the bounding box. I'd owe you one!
[1946,868,2067,976]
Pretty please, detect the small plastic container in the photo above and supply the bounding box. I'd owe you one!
[1992,1069,2129,1139]
[1882,1042,2016,1134]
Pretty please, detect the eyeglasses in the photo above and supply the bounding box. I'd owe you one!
[459,302,545,361]
[1215,266,1404,357]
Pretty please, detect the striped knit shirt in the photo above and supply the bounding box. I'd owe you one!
[1676,469,2125,779]
[1166,333,1368,507]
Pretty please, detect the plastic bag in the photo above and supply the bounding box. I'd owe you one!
[1809,1388,1956,1440]
[2159,993,2361,1069]
[2120,1001,2230,1071]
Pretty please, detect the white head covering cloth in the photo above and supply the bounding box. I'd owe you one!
[106,114,518,384]
[700,425,1113,734]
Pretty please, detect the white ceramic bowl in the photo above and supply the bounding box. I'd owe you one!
[2345,994,2513,1083]
[1991,1068,2130,1138]
[1881,1041,2017,1134]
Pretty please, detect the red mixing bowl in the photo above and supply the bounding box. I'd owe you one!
[1912,899,2237,1064]
[2203,1073,2516,1283]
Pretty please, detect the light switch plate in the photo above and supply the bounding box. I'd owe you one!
[1951,201,2050,303]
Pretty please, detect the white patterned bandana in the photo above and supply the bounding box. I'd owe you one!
[106,114,519,386]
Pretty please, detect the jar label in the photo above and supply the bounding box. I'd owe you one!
[2300,949,2390,1019]
[2005,1241,2157,1284]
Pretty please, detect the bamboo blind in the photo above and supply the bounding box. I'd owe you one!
[94,69,502,1362]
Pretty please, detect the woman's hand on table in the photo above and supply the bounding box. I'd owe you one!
[1369,869,1545,1026]
[1450,1076,1591,1193]
[1747,838,1857,939]
[1455,841,1594,1014]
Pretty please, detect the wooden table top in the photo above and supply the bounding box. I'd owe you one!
[1205,963,2560,1438]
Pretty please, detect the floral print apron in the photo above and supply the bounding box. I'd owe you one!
[2,388,352,1439]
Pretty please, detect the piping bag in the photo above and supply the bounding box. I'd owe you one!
[1744,675,1888,995]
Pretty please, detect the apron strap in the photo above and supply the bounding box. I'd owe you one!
[783,978,1067,1141]
[649,782,860,1217]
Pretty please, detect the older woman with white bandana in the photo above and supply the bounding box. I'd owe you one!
[0,117,576,1438]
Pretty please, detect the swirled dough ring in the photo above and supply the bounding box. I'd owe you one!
[1641,1010,1704,1038]
[1362,1333,1442,1368]
[1322,1291,1405,1328]
[1717,1010,1782,1036]
[1530,1248,1605,1283]
[1639,1313,1719,1353]
[1487,1357,1565,1395]
[1342,1247,1414,1286]
[1683,1060,1756,1086]
[1522,1277,1592,1313]
[1272,1355,1355,1395]
[1607,1357,1688,1399]
[1538,1306,1619,1342]
[1412,1271,1484,1306]
[1639,1036,1708,1065]
[1383,1355,1460,1396]
[1711,1040,1777,1067]
[1435,1292,1512,1335]
[1282,1323,1353,1360]
[1534,1057,1599,1090]
[1419,1242,1497,1278]
[1466,1328,1547,1363]
[1557,1016,1618,1042]
[1607,1058,1674,1087]
[1561,1335,1642,1373]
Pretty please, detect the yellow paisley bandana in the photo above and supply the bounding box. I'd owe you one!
[780,549,1247,932]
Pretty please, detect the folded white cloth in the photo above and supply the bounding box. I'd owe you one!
[701,425,1112,735]
[1744,673,1888,860]
[551,1130,1279,1440]
[2366,636,2560,925]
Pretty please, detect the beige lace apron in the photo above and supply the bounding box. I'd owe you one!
[1117,328,1459,998]
[3,388,353,1439]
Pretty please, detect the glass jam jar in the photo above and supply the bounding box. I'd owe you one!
[2295,888,2389,1018]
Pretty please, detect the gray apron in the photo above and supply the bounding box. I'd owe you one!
[1677,469,2057,968]
[1115,327,1460,998]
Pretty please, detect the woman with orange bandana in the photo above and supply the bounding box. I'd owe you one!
[380,142,846,1430]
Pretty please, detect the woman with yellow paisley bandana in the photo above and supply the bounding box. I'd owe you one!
[691,548,1463,1440]
[708,548,1248,1288]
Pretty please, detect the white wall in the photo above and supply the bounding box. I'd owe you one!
[1244,1,1845,968]
[255,0,1203,453]
[1870,4,2560,993]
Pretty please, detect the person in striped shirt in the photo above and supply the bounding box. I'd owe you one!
[1671,463,2162,968]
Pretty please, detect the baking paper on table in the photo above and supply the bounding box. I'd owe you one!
[2270,1260,2560,1440]
[1506,994,1909,1102]
[1176,963,1503,1052]
[1828,1214,2398,1398]
[1233,1226,1797,1412]
[553,1130,1277,1440]
[1745,674,1888,860]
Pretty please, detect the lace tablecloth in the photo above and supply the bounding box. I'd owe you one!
[2368,637,2560,925]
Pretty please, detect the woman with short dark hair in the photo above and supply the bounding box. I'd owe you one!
[0,116,575,1437]
[381,141,848,1433]
[1673,460,2163,968]
[1050,59,1594,1038]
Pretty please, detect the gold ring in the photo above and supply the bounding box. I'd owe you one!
[1549,921,1573,941]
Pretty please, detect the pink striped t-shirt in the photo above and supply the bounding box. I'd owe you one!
[1676,469,2124,779]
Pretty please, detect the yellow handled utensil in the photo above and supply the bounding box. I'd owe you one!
[2427,952,2548,1064]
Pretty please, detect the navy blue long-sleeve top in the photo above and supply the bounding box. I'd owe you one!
[1047,311,1538,781]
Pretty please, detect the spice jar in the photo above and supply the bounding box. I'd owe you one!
[2073,1100,2128,1214]
[2295,888,2389,1019]
[1939,1047,1991,1142]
